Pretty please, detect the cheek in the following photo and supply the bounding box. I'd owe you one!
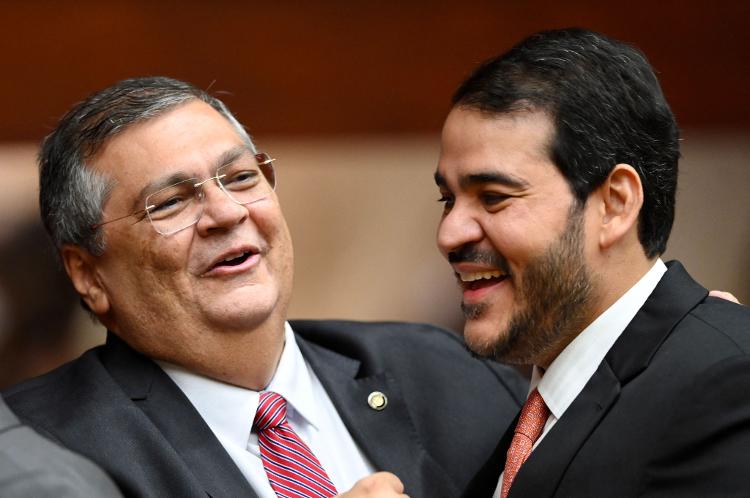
[97,232,189,315]
[481,214,530,261]
[271,221,295,279]
[254,202,291,246]
[138,235,188,274]
[483,205,568,262]
[262,206,295,288]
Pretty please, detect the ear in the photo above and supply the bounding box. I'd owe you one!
[61,244,110,316]
[597,164,643,250]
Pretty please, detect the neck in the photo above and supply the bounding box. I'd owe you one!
[192,323,286,390]
[534,250,657,369]
[589,252,657,321]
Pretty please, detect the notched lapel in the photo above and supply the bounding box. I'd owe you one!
[511,262,705,497]
[297,335,460,498]
[510,362,620,498]
[102,333,259,498]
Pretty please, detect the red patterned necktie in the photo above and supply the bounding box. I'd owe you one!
[501,388,550,498]
[253,391,338,498]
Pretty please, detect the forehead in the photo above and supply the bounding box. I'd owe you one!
[91,100,245,187]
[436,107,556,187]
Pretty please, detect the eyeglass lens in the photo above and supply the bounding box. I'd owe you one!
[145,153,275,235]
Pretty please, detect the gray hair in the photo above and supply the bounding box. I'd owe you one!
[39,76,256,256]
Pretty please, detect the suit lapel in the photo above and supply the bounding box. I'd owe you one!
[101,333,259,498]
[509,361,620,498]
[461,411,518,498]
[508,261,707,497]
[296,331,460,498]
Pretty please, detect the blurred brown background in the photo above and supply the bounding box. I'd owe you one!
[1,1,749,388]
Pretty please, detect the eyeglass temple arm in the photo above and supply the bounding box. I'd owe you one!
[90,206,154,229]
[256,154,275,166]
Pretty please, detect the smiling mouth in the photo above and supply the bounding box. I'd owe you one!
[458,270,509,290]
[213,251,253,270]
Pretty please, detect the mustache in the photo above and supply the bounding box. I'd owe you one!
[448,246,510,274]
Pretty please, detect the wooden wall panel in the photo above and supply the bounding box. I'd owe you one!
[1,1,748,140]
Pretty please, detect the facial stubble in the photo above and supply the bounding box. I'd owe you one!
[463,206,595,365]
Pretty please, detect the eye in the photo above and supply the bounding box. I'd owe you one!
[222,168,260,190]
[437,192,454,212]
[480,192,510,208]
[149,195,188,215]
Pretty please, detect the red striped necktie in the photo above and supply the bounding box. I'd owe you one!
[253,391,338,498]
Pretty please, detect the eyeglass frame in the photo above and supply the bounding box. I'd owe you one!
[90,151,276,236]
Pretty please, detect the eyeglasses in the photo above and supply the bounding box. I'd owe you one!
[92,152,276,236]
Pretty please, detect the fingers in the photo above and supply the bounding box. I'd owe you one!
[709,290,740,304]
[337,472,409,497]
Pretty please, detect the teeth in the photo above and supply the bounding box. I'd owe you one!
[222,251,247,262]
[459,270,504,282]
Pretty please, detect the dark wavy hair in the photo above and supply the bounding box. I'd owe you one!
[453,28,680,258]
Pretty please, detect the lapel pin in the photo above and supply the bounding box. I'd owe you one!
[367,391,388,411]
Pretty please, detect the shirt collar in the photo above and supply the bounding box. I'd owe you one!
[157,322,320,450]
[266,322,321,431]
[536,259,667,419]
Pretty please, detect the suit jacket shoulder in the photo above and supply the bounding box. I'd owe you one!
[3,335,255,498]
[0,396,122,497]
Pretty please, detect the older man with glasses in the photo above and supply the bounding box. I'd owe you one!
[2,77,525,498]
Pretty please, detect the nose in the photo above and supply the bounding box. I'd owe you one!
[194,180,248,236]
[436,202,484,259]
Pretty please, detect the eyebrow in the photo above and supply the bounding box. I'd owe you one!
[134,173,192,210]
[434,169,529,190]
[133,144,255,209]
[214,144,254,170]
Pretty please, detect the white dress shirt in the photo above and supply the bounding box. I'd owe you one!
[493,259,667,497]
[159,322,375,497]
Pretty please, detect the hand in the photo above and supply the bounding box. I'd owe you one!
[709,290,740,304]
[336,472,409,498]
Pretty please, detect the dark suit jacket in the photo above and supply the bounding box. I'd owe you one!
[0,395,122,497]
[466,261,750,498]
[3,320,525,498]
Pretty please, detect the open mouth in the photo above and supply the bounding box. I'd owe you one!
[458,270,508,290]
[213,251,253,270]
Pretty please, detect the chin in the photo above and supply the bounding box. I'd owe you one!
[203,289,283,331]
[207,310,277,332]
[462,317,510,358]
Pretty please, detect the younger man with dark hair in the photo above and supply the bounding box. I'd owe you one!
[435,28,750,497]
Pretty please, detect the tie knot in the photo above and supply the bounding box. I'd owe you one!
[516,388,549,441]
[253,391,288,432]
